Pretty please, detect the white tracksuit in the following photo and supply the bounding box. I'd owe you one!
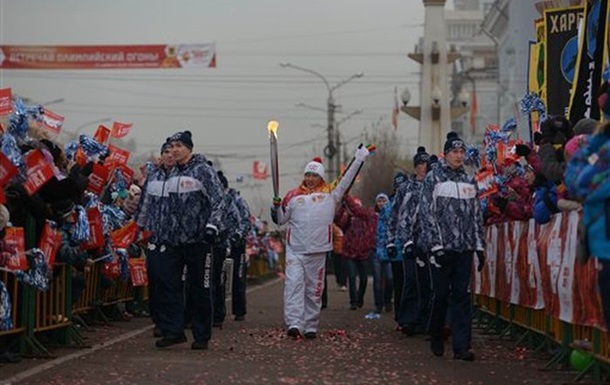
[273,157,364,334]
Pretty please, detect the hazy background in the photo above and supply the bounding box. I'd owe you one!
[0,0,458,216]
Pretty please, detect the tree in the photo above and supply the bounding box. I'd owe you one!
[352,118,408,206]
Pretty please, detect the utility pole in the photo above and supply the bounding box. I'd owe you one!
[280,62,363,181]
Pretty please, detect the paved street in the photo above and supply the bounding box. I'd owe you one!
[1,277,574,385]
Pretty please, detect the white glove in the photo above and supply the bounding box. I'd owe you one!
[354,145,370,162]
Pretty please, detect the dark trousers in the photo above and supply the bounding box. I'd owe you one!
[390,260,405,320]
[145,248,161,326]
[230,240,247,317]
[212,244,227,324]
[398,250,431,329]
[347,258,368,307]
[332,252,348,287]
[428,250,472,354]
[372,258,393,312]
[156,242,213,343]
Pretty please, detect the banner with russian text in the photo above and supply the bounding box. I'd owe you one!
[0,88,12,115]
[41,107,64,135]
[0,44,216,69]
[568,0,610,123]
[544,6,584,116]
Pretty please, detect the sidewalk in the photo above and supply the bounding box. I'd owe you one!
[1,277,574,385]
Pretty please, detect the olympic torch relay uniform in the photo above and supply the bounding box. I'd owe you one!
[272,148,369,336]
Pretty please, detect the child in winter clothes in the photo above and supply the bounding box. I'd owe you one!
[373,193,394,314]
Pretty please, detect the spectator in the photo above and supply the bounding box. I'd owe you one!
[373,192,393,315]
[538,116,574,184]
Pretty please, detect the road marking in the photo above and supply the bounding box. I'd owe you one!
[0,278,281,385]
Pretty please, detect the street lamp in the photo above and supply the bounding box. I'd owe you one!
[280,61,364,180]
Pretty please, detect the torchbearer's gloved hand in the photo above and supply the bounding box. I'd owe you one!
[476,250,486,272]
[403,243,415,260]
[386,243,397,259]
[354,145,371,162]
[429,248,445,268]
[204,225,218,244]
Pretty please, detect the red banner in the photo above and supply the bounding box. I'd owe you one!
[80,207,104,250]
[0,87,12,115]
[0,152,18,186]
[93,125,111,144]
[252,161,268,180]
[41,107,64,135]
[110,221,138,249]
[113,164,134,187]
[38,221,62,268]
[475,211,606,329]
[4,227,26,271]
[86,163,110,196]
[23,150,55,195]
[0,44,216,69]
[128,258,148,287]
[110,122,133,138]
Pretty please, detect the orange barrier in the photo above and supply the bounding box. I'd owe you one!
[33,263,70,333]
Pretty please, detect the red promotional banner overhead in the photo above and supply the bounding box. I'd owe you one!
[0,44,216,69]
[252,161,268,180]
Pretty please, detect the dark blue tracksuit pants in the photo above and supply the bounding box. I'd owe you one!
[428,250,472,354]
[155,242,213,343]
[230,240,247,317]
[212,243,227,325]
[145,248,161,327]
[398,249,431,330]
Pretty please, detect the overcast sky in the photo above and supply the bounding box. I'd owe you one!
[0,0,456,215]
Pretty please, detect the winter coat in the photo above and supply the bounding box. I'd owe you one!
[135,164,172,243]
[376,200,404,261]
[539,143,566,184]
[229,189,252,245]
[419,160,485,253]
[387,175,425,251]
[137,154,226,246]
[337,196,377,260]
[272,157,363,254]
[565,132,610,259]
[501,177,534,221]
[532,181,558,224]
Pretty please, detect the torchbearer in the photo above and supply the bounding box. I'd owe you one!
[270,137,373,340]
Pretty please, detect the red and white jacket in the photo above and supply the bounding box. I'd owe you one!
[272,158,363,254]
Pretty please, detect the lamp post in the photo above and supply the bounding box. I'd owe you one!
[280,62,363,181]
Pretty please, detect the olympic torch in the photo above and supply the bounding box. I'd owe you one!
[267,120,280,198]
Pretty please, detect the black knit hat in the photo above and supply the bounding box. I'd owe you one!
[393,172,407,189]
[217,170,229,189]
[50,199,75,219]
[168,130,193,150]
[160,140,171,154]
[443,132,466,154]
[428,154,439,167]
[413,146,430,166]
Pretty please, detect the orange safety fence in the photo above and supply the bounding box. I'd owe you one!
[72,263,101,315]
[33,263,70,333]
[474,211,610,364]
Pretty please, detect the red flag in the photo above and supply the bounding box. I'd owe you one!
[391,86,399,130]
[0,88,12,115]
[110,121,133,138]
[93,125,111,144]
[252,161,268,180]
[111,221,138,249]
[0,152,18,186]
[38,221,62,268]
[86,163,110,196]
[80,207,104,250]
[23,150,55,195]
[470,89,478,134]
[4,227,27,271]
[41,108,64,135]
[128,258,148,287]
[104,145,130,168]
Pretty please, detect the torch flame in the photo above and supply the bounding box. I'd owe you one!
[267,120,279,137]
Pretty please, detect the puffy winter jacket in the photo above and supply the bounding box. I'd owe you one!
[419,160,484,253]
[387,175,425,251]
[337,196,377,261]
[135,164,172,243]
[565,132,610,259]
[138,154,226,246]
[272,157,363,254]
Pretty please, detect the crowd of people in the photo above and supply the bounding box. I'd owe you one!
[270,97,610,362]
[0,102,253,353]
